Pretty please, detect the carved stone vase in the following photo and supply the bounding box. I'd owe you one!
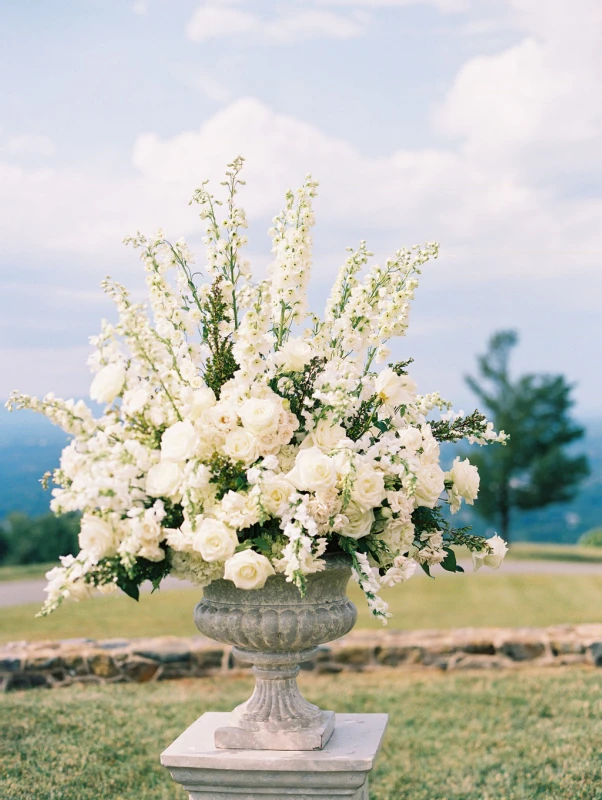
[194,552,357,751]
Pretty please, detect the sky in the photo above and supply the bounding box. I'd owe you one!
[1,0,601,418]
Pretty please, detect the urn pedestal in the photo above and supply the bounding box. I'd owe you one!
[193,553,357,751]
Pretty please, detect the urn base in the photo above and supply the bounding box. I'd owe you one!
[215,710,335,751]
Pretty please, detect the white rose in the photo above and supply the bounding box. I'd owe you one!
[276,337,313,372]
[473,534,508,572]
[224,549,275,590]
[189,387,216,419]
[261,477,295,516]
[146,462,183,498]
[289,447,337,492]
[351,466,386,511]
[193,519,238,563]
[396,427,423,451]
[302,418,347,453]
[448,457,480,504]
[375,368,417,409]
[78,515,117,561]
[340,502,375,540]
[90,363,125,404]
[414,462,445,508]
[161,420,198,462]
[223,428,260,466]
[239,397,281,436]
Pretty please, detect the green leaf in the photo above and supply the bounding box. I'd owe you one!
[440,548,458,573]
[420,563,433,578]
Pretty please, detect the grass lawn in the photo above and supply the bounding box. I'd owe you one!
[2,572,602,645]
[1,668,601,799]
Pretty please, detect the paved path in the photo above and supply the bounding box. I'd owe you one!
[1,560,602,609]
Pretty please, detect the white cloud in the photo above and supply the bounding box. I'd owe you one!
[316,0,470,11]
[186,5,366,43]
[5,134,55,158]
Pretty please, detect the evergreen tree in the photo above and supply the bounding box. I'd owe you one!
[466,331,589,541]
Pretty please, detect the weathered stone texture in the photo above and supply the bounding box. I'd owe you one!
[2,624,601,692]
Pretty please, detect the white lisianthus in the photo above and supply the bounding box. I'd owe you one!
[472,533,508,572]
[78,515,117,561]
[121,387,148,416]
[276,337,313,372]
[146,462,183,498]
[340,501,375,540]
[188,387,216,419]
[473,534,508,572]
[302,417,347,452]
[223,428,260,466]
[193,519,238,563]
[351,466,386,511]
[261,477,295,516]
[161,420,198,463]
[239,397,281,436]
[447,457,480,504]
[90,363,126,404]
[414,462,445,508]
[374,368,417,409]
[289,447,337,492]
[396,427,423,451]
[224,549,275,589]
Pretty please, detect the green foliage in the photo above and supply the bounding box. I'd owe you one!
[579,528,602,548]
[430,409,489,443]
[466,330,589,540]
[0,511,80,566]
[282,356,326,420]
[201,279,238,397]
[207,453,248,500]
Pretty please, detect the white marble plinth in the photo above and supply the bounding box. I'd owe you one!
[161,712,388,799]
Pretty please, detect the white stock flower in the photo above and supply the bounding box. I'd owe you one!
[146,462,183,498]
[193,519,238,563]
[90,363,125,404]
[223,428,260,466]
[224,549,275,590]
[161,420,198,462]
[374,368,417,409]
[261,477,295,516]
[239,397,281,436]
[276,337,313,372]
[414,462,445,508]
[78,515,117,561]
[351,466,386,511]
[340,502,375,540]
[473,535,508,572]
[448,457,480,504]
[289,447,337,492]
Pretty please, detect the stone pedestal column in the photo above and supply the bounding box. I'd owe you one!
[162,713,388,799]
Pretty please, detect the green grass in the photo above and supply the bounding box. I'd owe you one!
[2,668,601,799]
[508,543,602,563]
[0,562,56,582]
[3,572,602,645]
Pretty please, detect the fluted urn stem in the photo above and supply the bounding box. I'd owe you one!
[232,647,323,732]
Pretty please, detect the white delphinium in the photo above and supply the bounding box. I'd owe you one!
[268,176,318,347]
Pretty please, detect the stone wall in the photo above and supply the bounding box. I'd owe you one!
[2,623,601,692]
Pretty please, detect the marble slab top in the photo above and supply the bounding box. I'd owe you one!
[161,713,388,772]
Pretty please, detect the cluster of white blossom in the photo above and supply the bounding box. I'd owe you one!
[7,158,508,619]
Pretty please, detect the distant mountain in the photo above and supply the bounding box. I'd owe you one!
[0,409,600,543]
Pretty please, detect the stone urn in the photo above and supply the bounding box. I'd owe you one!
[194,552,357,751]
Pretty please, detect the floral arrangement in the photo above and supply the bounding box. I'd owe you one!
[8,158,508,620]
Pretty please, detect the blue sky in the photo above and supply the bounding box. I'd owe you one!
[1,0,601,417]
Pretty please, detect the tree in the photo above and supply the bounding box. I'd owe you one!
[465,330,589,541]
[0,511,80,566]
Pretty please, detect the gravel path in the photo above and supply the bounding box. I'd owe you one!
[1,560,602,609]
